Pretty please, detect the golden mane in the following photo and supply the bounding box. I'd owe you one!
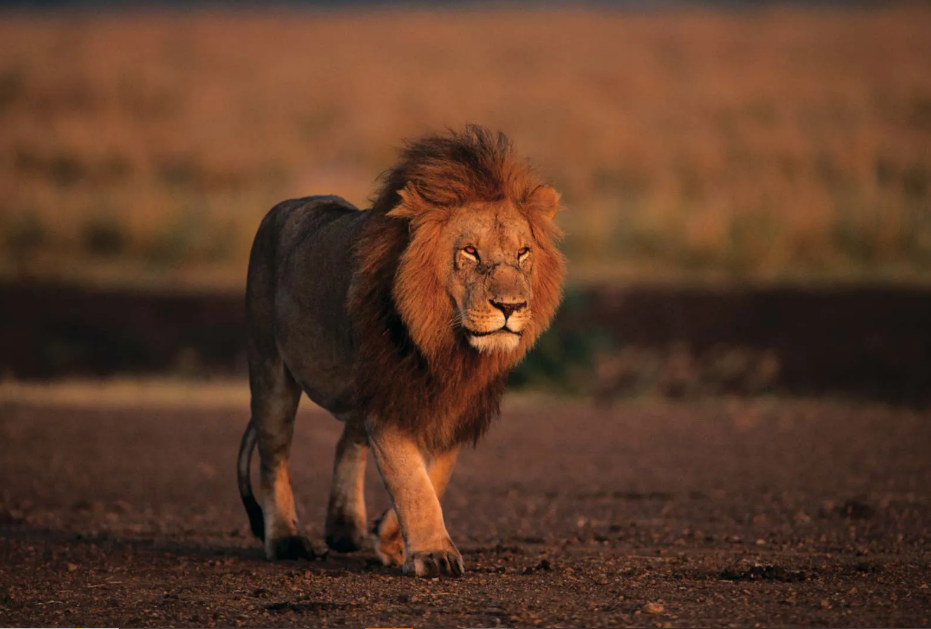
[349,125,565,451]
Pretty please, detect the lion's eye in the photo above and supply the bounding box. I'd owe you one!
[462,246,479,259]
[517,246,531,260]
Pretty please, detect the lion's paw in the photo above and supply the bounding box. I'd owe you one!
[371,509,405,567]
[325,515,367,553]
[266,535,326,561]
[403,547,464,578]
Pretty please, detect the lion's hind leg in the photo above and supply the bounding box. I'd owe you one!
[249,355,315,560]
[325,417,369,553]
[371,507,405,567]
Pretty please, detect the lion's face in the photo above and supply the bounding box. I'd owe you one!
[389,176,563,366]
[445,203,535,354]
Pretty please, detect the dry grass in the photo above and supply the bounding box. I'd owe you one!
[0,376,575,411]
[1,5,930,288]
[0,377,251,409]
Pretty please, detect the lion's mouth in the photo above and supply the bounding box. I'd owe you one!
[464,327,522,338]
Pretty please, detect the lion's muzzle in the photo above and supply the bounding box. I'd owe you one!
[462,299,530,353]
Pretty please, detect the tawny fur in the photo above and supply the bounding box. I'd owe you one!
[238,125,565,576]
[350,126,565,451]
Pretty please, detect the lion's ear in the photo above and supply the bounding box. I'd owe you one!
[527,184,561,220]
[386,183,424,220]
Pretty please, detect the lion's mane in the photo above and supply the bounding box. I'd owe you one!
[348,125,565,451]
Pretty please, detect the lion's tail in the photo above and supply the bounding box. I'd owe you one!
[237,418,265,541]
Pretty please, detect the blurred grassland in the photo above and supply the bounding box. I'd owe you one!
[1,5,930,289]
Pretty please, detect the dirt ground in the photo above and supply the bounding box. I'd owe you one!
[1,396,930,627]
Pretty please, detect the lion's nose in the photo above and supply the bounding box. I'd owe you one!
[490,300,527,320]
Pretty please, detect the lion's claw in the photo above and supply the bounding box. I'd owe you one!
[404,549,464,578]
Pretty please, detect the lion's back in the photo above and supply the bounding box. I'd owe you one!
[246,195,367,412]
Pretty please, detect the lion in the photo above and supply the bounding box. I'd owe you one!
[236,125,565,577]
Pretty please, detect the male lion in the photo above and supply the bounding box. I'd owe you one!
[237,125,565,577]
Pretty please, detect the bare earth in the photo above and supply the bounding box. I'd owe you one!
[1,397,929,627]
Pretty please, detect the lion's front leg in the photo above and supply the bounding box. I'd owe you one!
[366,422,463,577]
[372,445,459,568]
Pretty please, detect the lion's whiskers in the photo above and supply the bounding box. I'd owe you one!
[447,311,464,332]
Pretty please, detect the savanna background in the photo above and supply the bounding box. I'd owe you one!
[2,5,931,287]
[1,2,930,628]
[2,2,931,397]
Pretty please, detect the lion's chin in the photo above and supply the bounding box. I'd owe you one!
[466,330,522,354]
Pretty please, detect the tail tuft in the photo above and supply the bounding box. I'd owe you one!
[237,418,265,541]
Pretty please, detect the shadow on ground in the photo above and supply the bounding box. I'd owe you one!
[2,282,930,404]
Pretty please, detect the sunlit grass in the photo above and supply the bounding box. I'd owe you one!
[1,5,929,289]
